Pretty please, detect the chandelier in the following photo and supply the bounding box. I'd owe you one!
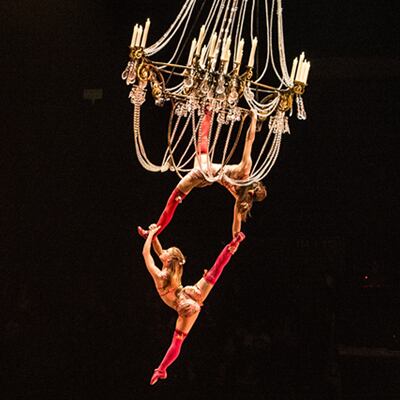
[122,0,310,185]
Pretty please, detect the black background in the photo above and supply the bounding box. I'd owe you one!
[3,1,400,399]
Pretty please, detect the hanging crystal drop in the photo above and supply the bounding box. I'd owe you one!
[269,111,290,134]
[296,94,307,120]
[215,76,225,95]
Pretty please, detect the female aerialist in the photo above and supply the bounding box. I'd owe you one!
[142,223,245,385]
[138,108,267,239]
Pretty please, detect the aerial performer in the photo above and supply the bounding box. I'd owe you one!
[142,223,246,385]
[138,107,267,240]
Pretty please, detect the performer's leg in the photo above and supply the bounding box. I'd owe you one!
[197,110,211,155]
[150,329,188,385]
[138,187,187,239]
[199,232,246,300]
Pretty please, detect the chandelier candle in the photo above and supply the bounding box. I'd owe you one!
[195,25,206,56]
[141,18,151,48]
[122,0,311,179]
[248,37,258,67]
[235,38,245,65]
[130,24,139,48]
[289,57,298,83]
[187,38,197,66]
[295,51,305,81]
[135,25,143,47]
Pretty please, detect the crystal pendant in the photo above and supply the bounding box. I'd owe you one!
[227,88,238,105]
[215,77,225,95]
[121,61,137,85]
[269,111,290,134]
[184,75,194,89]
[296,94,307,120]
[129,85,147,106]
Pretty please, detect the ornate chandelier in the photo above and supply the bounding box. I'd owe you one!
[122,0,310,185]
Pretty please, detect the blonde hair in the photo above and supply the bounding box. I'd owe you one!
[162,247,185,290]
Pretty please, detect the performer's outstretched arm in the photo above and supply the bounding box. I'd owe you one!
[239,109,257,176]
[148,224,163,256]
[232,203,242,238]
[142,225,162,284]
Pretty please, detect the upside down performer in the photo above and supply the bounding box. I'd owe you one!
[142,223,245,385]
[138,107,267,240]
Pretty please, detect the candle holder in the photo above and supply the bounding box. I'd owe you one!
[123,0,310,182]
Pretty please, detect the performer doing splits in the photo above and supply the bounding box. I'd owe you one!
[138,108,267,239]
[142,223,245,385]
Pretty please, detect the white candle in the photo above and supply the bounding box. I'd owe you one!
[305,62,311,84]
[299,59,307,82]
[140,18,151,48]
[223,50,231,73]
[295,52,305,81]
[195,25,206,56]
[199,45,207,68]
[302,61,311,84]
[221,36,231,61]
[235,38,245,64]
[289,57,298,82]
[187,38,197,66]
[212,39,220,59]
[209,32,217,59]
[130,24,138,47]
[135,25,143,47]
[248,37,258,67]
[224,36,231,60]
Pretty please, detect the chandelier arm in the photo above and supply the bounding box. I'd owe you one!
[252,129,282,178]
[175,138,196,170]
[164,0,198,68]
[251,126,275,172]
[266,0,287,89]
[166,101,186,179]
[169,112,193,160]
[276,0,291,86]
[255,0,271,83]
[146,0,196,56]
[226,0,240,40]
[219,121,235,171]
[204,0,221,34]
[247,96,280,116]
[233,0,247,58]
[133,104,163,172]
[214,0,231,57]
[173,112,200,171]
[224,114,245,166]
[250,132,282,181]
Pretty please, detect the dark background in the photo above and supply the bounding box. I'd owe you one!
[2,1,399,399]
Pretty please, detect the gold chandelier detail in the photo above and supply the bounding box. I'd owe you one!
[122,0,310,183]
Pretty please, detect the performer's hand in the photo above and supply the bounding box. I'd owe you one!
[250,108,257,120]
[148,224,161,237]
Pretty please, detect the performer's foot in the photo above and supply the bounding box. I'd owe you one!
[150,368,167,385]
[228,232,246,253]
[137,226,149,239]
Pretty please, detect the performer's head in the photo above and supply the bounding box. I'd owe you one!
[236,181,267,221]
[160,247,185,289]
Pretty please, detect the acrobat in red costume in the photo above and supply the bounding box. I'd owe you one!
[138,108,267,240]
[141,224,245,385]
